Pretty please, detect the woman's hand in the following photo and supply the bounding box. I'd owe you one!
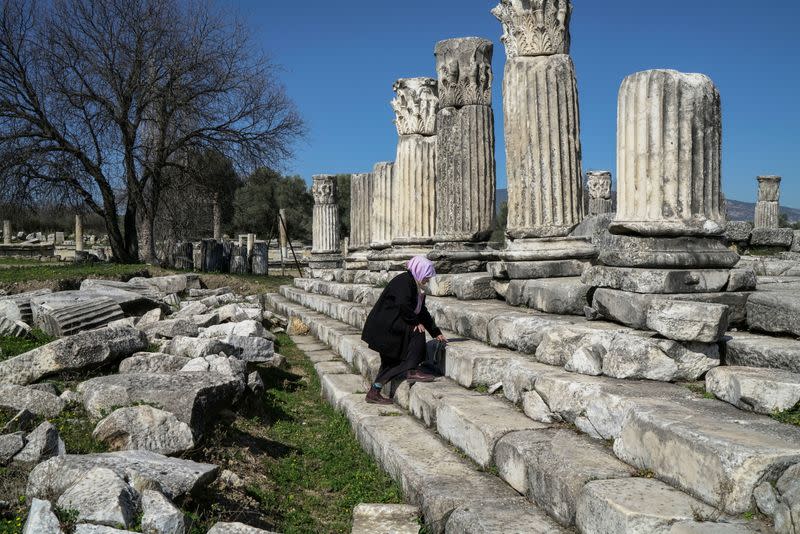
[436,334,448,344]
[414,324,426,333]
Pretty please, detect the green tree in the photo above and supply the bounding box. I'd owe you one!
[336,174,352,239]
[491,201,509,244]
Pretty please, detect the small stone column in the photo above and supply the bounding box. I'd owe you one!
[612,69,724,237]
[348,173,374,251]
[433,37,496,243]
[2,220,10,245]
[311,174,342,269]
[392,78,438,245]
[370,162,395,250]
[278,208,288,260]
[587,171,613,216]
[74,216,83,252]
[754,175,781,229]
[246,234,255,257]
[493,0,583,238]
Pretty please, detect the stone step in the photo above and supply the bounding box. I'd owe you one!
[705,365,800,414]
[269,287,800,524]
[351,503,420,534]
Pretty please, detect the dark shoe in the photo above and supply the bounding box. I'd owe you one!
[365,386,393,405]
[406,370,436,383]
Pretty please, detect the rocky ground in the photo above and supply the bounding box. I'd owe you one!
[0,270,400,534]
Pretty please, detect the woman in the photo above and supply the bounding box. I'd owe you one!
[361,256,448,405]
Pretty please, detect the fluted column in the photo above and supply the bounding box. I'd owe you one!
[278,208,288,260]
[612,69,724,237]
[370,162,395,249]
[587,171,613,216]
[2,220,10,245]
[392,78,438,245]
[348,172,374,250]
[311,175,340,254]
[754,175,781,229]
[75,216,83,252]
[433,37,496,243]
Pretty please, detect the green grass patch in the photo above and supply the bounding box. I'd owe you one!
[773,405,800,426]
[52,404,108,454]
[183,333,403,533]
[0,262,150,286]
[0,258,48,266]
[0,330,54,361]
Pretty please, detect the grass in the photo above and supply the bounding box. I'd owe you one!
[181,332,403,533]
[0,258,49,266]
[0,330,54,361]
[0,262,151,289]
[773,404,800,426]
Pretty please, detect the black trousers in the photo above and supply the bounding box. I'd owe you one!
[374,329,426,388]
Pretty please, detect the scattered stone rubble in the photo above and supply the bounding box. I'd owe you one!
[0,274,286,534]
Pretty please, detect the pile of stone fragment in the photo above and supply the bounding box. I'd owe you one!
[0,274,284,534]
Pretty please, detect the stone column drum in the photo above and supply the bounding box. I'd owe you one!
[3,220,10,245]
[392,78,438,245]
[587,171,613,216]
[493,0,583,238]
[754,175,781,229]
[433,37,496,243]
[612,69,724,237]
[312,175,340,254]
[75,216,83,252]
[348,172,374,251]
[370,162,395,250]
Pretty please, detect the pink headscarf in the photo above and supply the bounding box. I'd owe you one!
[407,256,436,282]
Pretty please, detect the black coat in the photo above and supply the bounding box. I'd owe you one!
[361,271,442,362]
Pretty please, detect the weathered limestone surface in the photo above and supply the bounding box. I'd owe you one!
[434,37,495,243]
[598,234,739,269]
[706,366,800,414]
[726,221,753,243]
[32,295,124,338]
[311,175,340,254]
[349,172,374,251]
[393,135,436,245]
[0,432,26,464]
[2,220,10,245]
[445,500,566,533]
[0,384,64,418]
[14,421,64,463]
[507,278,590,315]
[92,405,195,455]
[206,523,278,534]
[613,70,724,237]
[503,54,583,238]
[747,292,800,336]
[22,498,63,534]
[754,175,781,229]
[56,467,139,529]
[369,162,395,250]
[0,289,52,323]
[0,327,148,385]
[587,171,613,216]
[491,0,572,58]
[750,227,795,247]
[500,237,595,262]
[140,489,185,534]
[583,266,731,294]
[351,504,420,534]
[645,300,729,343]
[725,332,800,374]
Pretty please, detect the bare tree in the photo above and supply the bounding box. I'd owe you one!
[0,0,304,263]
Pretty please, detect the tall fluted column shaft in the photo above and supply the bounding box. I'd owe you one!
[349,173,374,250]
[503,55,583,238]
[394,136,436,244]
[2,220,10,245]
[74,216,83,252]
[370,162,395,249]
[754,175,781,229]
[612,69,724,237]
[311,175,340,254]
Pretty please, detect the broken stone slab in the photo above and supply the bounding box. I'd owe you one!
[108,317,136,329]
[668,522,758,533]
[582,266,731,294]
[601,337,719,382]
[162,336,237,359]
[140,489,185,534]
[80,278,164,304]
[403,380,481,428]
[22,498,63,534]
[727,268,758,292]
[77,372,243,435]
[173,300,209,318]
[223,334,276,363]
[747,291,800,337]
[0,431,26,465]
[141,319,198,340]
[507,278,590,315]
[14,421,64,463]
[135,308,162,330]
[750,228,795,247]
[0,289,53,323]
[351,503,420,534]
[0,316,31,338]
[450,274,498,301]
[442,339,517,388]
[705,366,800,414]
[565,345,604,376]
[206,523,278,534]
[0,326,148,385]
[56,467,139,529]
[435,393,548,467]
[725,332,800,374]
[92,405,195,455]
[128,274,201,295]
[200,320,271,340]
[597,235,740,269]
[646,300,729,343]
[502,259,590,280]
[0,384,64,418]
[592,288,750,329]
[495,428,635,526]
[612,398,800,514]
[725,221,753,243]
[487,313,573,354]
[118,352,192,374]
[27,450,218,501]
[444,499,567,533]
[575,478,720,534]
[30,293,125,338]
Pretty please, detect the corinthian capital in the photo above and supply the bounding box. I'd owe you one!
[757,175,781,202]
[435,37,493,109]
[391,78,438,136]
[491,0,572,58]
[312,175,337,205]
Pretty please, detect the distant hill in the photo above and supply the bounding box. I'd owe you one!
[495,189,800,223]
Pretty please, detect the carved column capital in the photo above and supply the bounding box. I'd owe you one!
[587,171,612,201]
[757,175,781,202]
[392,78,438,136]
[312,175,337,205]
[435,37,493,109]
[492,0,572,58]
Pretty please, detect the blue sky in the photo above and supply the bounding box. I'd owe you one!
[229,0,800,207]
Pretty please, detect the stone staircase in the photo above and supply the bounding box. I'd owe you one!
[265,277,800,533]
